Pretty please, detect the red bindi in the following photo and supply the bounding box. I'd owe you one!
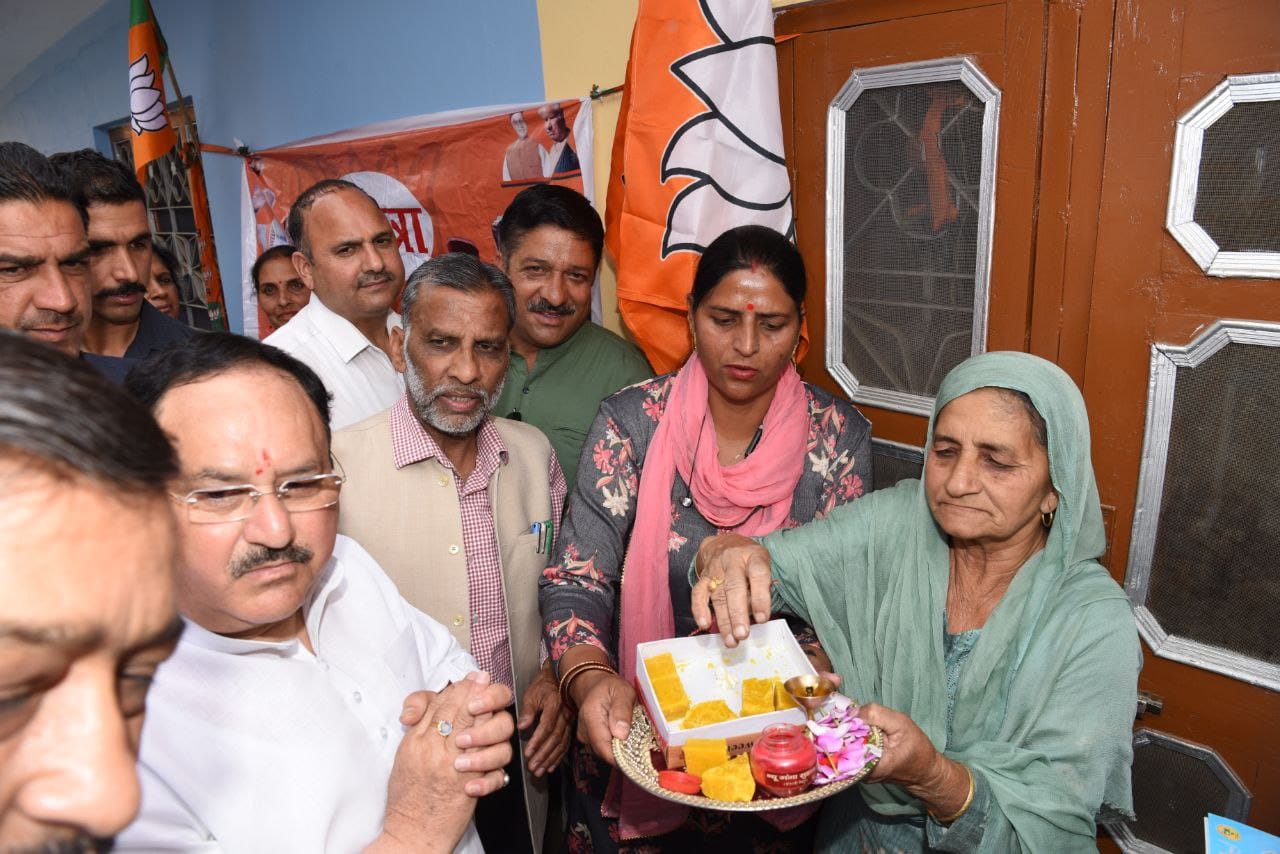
[746,302,755,311]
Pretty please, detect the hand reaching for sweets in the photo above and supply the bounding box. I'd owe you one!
[692,533,775,647]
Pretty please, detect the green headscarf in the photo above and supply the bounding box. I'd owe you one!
[764,351,1140,851]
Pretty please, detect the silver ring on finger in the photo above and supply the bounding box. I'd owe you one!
[433,720,453,737]
[501,771,511,788]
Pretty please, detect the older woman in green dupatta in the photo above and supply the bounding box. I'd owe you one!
[691,352,1140,852]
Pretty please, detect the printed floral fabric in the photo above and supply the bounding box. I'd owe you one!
[541,373,872,666]
[540,373,872,853]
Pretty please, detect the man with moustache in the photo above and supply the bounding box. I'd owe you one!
[118,334,518,852]
[252,243,311,332]
[265,179,404,430]
[50,149,191,359]
[0,332,182,852]
[494,184,651,487]
[0,141,140,381]
[334,255,568,853]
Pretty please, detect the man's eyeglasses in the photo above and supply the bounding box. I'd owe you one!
[170,473,345,524]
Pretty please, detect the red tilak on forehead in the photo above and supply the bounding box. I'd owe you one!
[746,302,755,311]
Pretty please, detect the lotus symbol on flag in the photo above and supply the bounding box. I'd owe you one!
[660,0,795,257]
[129,55,168,135]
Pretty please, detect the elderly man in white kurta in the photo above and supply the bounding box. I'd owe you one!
[335,255,568,854]
[116,333,515,853]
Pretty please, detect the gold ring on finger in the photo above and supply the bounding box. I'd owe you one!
[434,720,453,737]
[707,577,722,592]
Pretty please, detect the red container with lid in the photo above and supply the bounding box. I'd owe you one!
[749,723,818,797]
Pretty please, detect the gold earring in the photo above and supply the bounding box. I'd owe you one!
[1041,509,1055,529]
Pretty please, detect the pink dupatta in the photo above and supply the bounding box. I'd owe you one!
[612,356,811,839]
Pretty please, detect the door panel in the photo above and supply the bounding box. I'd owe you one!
[778,0,1280,840]
[782,0,1046,448]
[1085,0,1280,834]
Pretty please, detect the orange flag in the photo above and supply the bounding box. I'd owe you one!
[606,0,798,374]
[128,0,176,185]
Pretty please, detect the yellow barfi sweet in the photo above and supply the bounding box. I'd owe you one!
[682,700,737,729]
[682,737,729,777]
[644,653,690,721]
[700,754,755,802]
[740,678,776,716]
[773,678,800,711]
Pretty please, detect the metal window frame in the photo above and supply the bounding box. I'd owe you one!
[1104,728,1251,854]
[1124,319,1280,690]
[1167,72,1280,278]
[825,56,1000,416]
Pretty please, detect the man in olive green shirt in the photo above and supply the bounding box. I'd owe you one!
[494,185,651,489]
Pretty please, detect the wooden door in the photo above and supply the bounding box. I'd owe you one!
[1083,0,1280,839]
[779,0,1050,446]
[777,0,1280,844]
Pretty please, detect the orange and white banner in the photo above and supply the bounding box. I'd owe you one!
[607,0,797,374]
[240,98,592,337]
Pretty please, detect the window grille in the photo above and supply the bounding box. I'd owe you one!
[1167,72,1280,277]
[1125,320,1280,690]
[826,58,999,415]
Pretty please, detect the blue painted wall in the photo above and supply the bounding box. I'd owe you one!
[0,0,545,332]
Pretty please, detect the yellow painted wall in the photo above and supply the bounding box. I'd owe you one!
[535,0,638,336]
[534,0,804,335]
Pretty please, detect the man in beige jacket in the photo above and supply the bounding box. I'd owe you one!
[334,253,568,854]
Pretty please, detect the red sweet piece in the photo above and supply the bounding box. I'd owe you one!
[658,770,703,795]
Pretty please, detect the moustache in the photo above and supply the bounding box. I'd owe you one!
[357,271,393,288]
[96,281,146,299]
[426,382,496,410]
[526,298,575,317]
[9,835,111,854]
[228,543,315,580]
[19,309,82,331]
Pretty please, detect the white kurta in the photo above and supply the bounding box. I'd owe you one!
[117,536,483,853]
[264,296,404,430]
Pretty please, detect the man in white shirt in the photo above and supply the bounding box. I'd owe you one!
[0,332,181,851]
[118,333,516,853]
[265,179,405,429]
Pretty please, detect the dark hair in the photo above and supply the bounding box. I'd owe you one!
[151,239,180,282]
[0,141,88,228]
[251,244,299,290]
[0,330,176,494]
[402,253,516,333]
[996,388,1049,449]
[286,179,379,258]
[691,225,806,312]
[126,333,333,444]
[49,148,145,207]
[496,184,603,269]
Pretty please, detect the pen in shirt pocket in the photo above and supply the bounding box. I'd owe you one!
[529,522,550,555]
[528,520,553,554]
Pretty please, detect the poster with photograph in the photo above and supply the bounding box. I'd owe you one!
[242,98,591,337]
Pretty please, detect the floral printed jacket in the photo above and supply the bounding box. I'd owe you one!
[540,373,873,666]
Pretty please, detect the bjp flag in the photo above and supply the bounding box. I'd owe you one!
[127,0,176,185]
[606,0,798,373]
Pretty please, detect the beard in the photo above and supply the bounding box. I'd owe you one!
[404,364,504,437]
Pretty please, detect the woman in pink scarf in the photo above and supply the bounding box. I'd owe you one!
[540,226,872,852]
